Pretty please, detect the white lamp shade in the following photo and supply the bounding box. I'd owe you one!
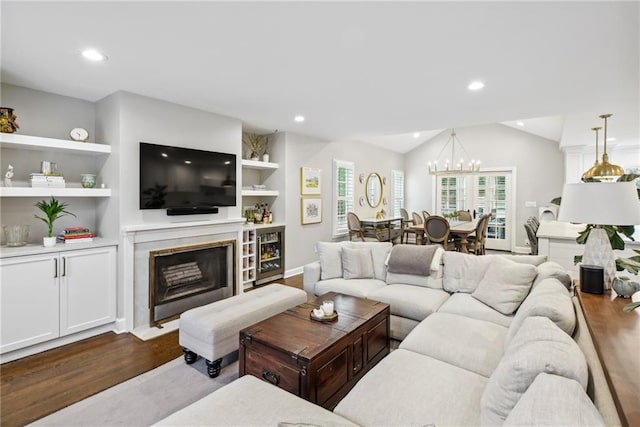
[558,182,640,225]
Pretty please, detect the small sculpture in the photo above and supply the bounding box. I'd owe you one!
[4,164,14,187]
[612,276,640,298]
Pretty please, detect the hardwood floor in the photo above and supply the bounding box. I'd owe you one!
[0,275,303,427]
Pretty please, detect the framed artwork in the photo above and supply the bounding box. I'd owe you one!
[301,197,322,225]
[301,166,322,195]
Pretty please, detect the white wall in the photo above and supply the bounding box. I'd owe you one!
[281,132,404,271]
[405,124,565,250]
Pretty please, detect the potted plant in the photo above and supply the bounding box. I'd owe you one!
[242,131,275,161]
[34,196,76,247]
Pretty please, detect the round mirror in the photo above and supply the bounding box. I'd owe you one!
[366,173,383,208]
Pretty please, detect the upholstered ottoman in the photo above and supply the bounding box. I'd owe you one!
[179,284,307,377]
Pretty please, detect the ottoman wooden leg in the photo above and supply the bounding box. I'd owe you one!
[206,357,223,378]
[183,348,198,364]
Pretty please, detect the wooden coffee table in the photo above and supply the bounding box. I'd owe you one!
[239,292,390,410]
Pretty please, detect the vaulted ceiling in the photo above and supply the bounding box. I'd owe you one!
[1,1,638,153]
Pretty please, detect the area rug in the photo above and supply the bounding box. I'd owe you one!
[29,356,239,426]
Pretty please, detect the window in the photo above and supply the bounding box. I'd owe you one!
[392,170,404,218]
[333,159,354,237]
[439,176,466,215]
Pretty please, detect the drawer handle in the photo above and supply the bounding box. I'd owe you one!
[261,369,280,386]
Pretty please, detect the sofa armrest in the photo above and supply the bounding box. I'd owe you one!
[303,261,321,295]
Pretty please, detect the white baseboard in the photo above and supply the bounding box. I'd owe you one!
[285,266,303,278]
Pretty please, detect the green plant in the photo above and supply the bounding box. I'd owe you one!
[34,197,76,237]
[623,301,640,312]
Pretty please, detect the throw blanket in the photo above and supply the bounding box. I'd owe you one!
[387,245,438,276]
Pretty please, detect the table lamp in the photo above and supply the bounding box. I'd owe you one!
[558,182,640,291]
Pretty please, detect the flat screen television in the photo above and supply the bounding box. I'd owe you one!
[139,142,236,214]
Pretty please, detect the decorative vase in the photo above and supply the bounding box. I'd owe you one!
[43,236,56,247]
[612,276,640,298]
[3,225,29,247]
[262,154,270,162]
[81,174,97,188]
[250,152,259,161]
[0,107,19,133]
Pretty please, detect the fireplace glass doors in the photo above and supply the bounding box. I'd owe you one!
[149,240,235,326]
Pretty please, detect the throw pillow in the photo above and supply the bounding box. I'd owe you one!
[471,257,537,315]
[480,317,588,426]
[503,373,605,426]
[504,278,575,348]
[349,241,393,280]
[442,252,493,293]
[316,241,349,280]
[342,247,375,280]
[532,261,572,290]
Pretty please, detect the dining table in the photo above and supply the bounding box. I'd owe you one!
[411,219,478,253]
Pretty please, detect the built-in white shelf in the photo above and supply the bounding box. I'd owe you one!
[241,159,279,170]
[0,133,111,155]
[0,187,111,197]
[241,190,279,197]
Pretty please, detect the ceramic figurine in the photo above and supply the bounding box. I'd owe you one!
[4,164,13,187]
[612,276,640,298]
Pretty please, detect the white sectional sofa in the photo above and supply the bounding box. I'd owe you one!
[156,241,620,426]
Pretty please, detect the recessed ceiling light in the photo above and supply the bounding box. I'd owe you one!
[467,81,484,91]
[81,49,108,62]
[516,121,524,127]
[413,132,420,139]
[294,115,305,122]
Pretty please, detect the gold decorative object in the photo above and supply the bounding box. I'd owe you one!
[581,126,601,181]
[590,114,624,181]
[0,107,19,133]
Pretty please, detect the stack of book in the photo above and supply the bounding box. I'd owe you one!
[57,227,94,244]
[30,173,66,188]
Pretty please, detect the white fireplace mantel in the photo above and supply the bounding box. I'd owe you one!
[120,218,246,331]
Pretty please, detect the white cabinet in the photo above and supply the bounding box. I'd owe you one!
[0,245,117,354]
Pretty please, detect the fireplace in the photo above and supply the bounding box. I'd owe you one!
[149,240,236,326]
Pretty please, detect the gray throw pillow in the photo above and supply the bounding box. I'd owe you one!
[472,256,537,315]
[504,373,605,426]
[481,316,588,426]
[342,247,375,280]
[316,241,349,280]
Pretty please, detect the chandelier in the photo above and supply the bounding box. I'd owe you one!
[428,129,481,175]
[581,126,601,181]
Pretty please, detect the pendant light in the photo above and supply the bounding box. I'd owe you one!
[590,114,624,182]
[581,126,601,181]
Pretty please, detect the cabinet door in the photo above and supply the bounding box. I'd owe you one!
[59,247,116,336]
[0,254,59,353]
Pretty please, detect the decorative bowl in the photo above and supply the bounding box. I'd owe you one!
[81,174,96,188]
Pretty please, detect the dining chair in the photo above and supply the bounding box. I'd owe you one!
[456,210,473,221]
[400,208,417,244]
[468,213,492,255]
[421,210,431,220]
[524,219,539,255]
[412,212,423,226]
[347,212,365,242]
[424,215,454,250]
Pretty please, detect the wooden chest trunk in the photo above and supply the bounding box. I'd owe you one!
[239,292,390,410]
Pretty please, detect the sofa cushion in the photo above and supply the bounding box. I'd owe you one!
[341,247,375,279]
[348,241,392,281]
[334,349,487,427]
[400,312,508,377]
[443,252,493,293]
[316,241,349,280]
[505,278,575,348]
[314,277,386,299]
[481,316,588,426]
[368,284,449,322]
[472,256,537,315]
[154,375,358,426]
[503,373,605,427]
[533,261,572,290]
[436,293,514,327]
